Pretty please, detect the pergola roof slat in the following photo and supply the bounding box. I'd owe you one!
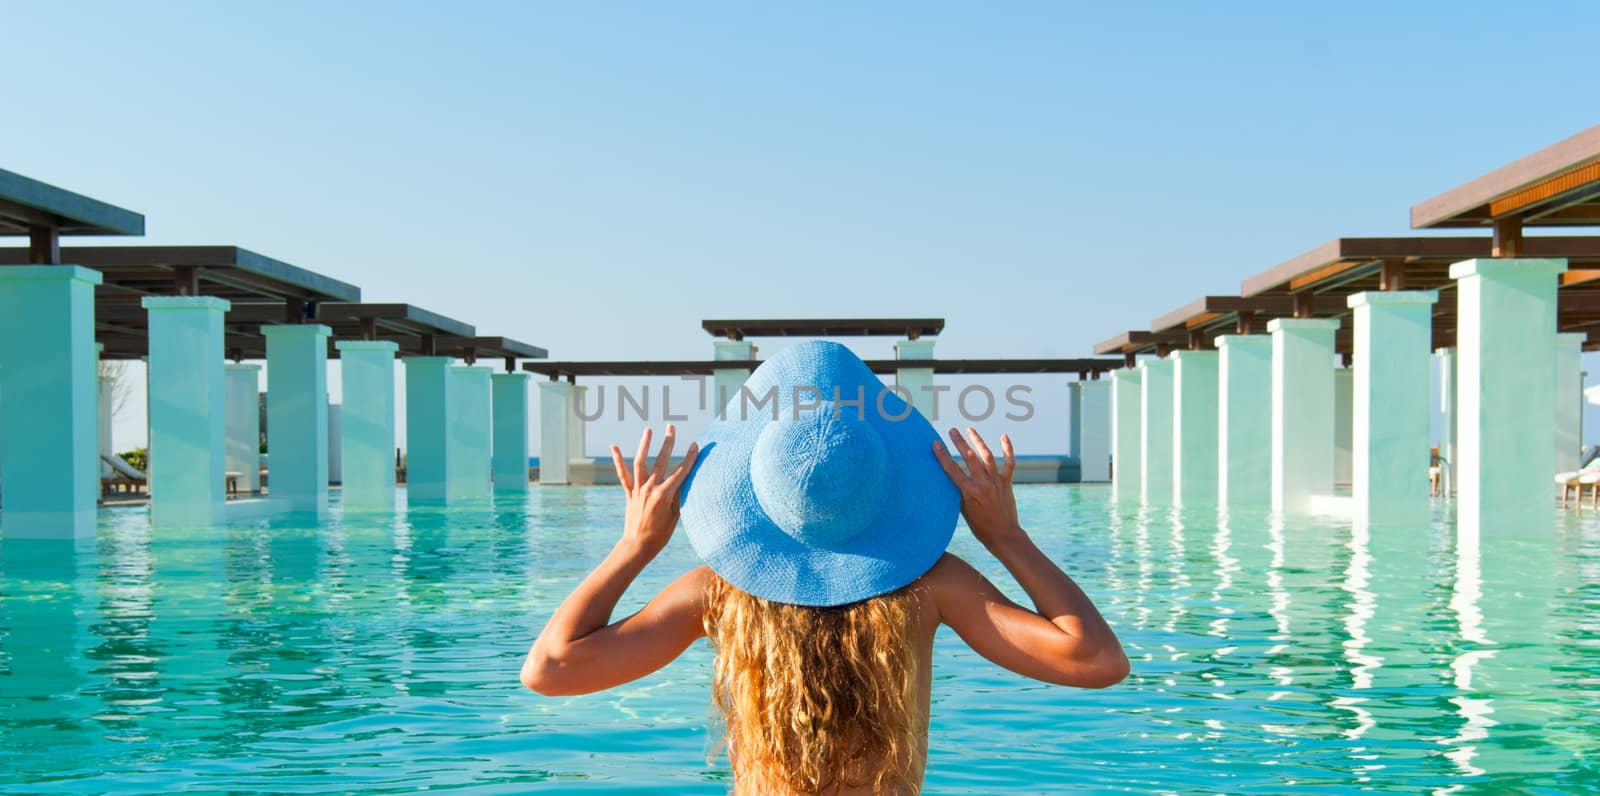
[0,168,145,236]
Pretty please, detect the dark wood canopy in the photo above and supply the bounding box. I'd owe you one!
[1412,124,1600,257]
[703,318,944,340]
[0,245,361,360]
[0,169,144,237]
[527,357,1121,381]
[1102,235,1600,359]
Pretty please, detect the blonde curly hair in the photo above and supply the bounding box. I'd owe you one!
[703,573,922,795]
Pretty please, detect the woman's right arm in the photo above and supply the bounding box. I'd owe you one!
[928,428,1129,689]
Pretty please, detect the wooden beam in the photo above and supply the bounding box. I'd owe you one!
[1378,258,1405,291]
[1292,291,1316,318]
[174,265,199,296]
[1493,216,1523,257]
[27,225,59,264]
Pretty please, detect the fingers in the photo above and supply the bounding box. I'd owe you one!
[946,427,989,485]
[966,427,998,474]
[651,424,677,482]
[632,427,652,488]
[999,434,1016,482]
[932,440,974,491]
[664,441,700,488]
[611,444,633,492]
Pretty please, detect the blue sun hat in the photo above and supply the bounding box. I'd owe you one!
[679,340,960,607]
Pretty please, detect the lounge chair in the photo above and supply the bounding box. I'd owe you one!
[1556,454,1600,507]
[101,454,147,497]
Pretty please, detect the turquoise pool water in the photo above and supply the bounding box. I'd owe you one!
[1,486,1597,793]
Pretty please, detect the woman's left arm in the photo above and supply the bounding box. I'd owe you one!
[520,426,706,696]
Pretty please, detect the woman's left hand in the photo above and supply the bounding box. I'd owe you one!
[611,425,699,554]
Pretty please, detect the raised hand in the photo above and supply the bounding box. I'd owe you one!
[611,425,700,554]
[932,427,1023,548]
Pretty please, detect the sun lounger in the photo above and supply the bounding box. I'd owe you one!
[101,454,147,497]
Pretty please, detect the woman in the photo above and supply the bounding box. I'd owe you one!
[522,342,1128,794]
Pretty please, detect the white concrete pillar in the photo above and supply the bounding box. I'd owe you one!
[1269,318,1339,515]
[224,364,262,495]
[0,267,102,538]
[335,340,398,507]
[1437,347,1457,498]
[1111,369,1142,501]
[97,348,113,471]
[1349,291,1438,525]
[263,324,332,516]
[403,356,452,501]
[328,403,343,485]
[1449,258,1567,532]
[492,372,531,492]
[449,366,493,499]
[713,340,756,418]
[1334,367,1353,487]
[538,380,574,485]
[144,296,230,527]
[895,338,937,422]
[1171,349,1219,506]
[1216,335,1272,506]
[567,384,588,468]
[1067,380,1110,482]
[1556,332,1585,476]
[1139,358,1174,505]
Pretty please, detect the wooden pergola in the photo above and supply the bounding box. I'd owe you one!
[703,317,945,340]
[0,245,361,360]
[525,357,1123,382]
[1412,123,1600,254]
[1098,235,1600,359]
[0,168,144,261]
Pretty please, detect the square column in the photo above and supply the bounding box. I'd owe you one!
[713,340,756,418]
[1349,291,1438,525]
[1449,258,1567,531]
[97,345,113,478]
[225,364,262,495]
[404,356,453,501]
[449,366,493,499]
[1436,347,1457,498]
[492,372,532,492]
[1111,369,1142,501]
[328,402,343,485]
[263,324,332,516]
[0,267,103,538]
[1139,358,1174,505]
[568,385,589,467]
[335,340,398,508]
[1334,367,1353,486]
[1216,335,1271,506]
[895,338,937,422]
[1555,332,1585,477]
[1269,318,1339,515]
[1171,349,1219,506]
[1071,380,1112,482]
[144,296,230,527]
[538,380,575,485]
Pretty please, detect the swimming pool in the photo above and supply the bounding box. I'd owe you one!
[1,486,1596,792]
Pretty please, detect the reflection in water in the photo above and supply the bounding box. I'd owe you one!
[1333,521,1376,742]
[1,487,1598,792]
[1445,521,1493,778]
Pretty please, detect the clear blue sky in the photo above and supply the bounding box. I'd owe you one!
[6,1,1598,454]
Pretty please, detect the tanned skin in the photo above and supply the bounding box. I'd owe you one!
[521,424,1129,697]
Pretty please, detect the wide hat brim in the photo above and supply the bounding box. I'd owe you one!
[678,341,960,607]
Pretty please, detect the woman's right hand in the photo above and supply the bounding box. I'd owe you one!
[932,427,1023,548]
[611,425,699,554]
